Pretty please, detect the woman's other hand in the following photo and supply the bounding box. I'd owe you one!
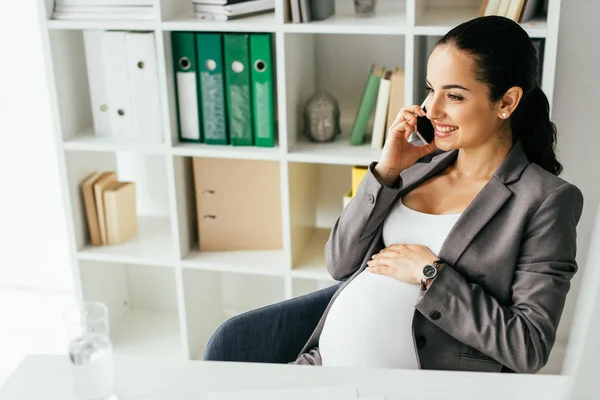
[366,244,439,285]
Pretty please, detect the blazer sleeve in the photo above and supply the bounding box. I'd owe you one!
[415,182,585,373]
[325,161,403,281]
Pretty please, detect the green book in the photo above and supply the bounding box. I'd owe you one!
[223,34,253,146]
[171,32,203,143]
[197,33,228,145]
[349,65,385,146]
[249,33,275,148]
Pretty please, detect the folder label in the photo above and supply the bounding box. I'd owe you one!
[177,72,201,140]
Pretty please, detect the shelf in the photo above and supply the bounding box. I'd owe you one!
[112,309,181,356]
[284,13,407,35]
[415,8,548,38]
[77,216,175,266]
[287,136,380,166]
[171,142,283,160]
[291,228,333,281]
[181,249,288,277]
[161,11,278,32]
[46,19,157,31]
[63,130,167,153]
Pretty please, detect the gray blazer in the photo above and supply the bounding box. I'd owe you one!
[292,139,584,373]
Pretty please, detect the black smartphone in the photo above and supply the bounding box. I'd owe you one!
[407,100,435,146]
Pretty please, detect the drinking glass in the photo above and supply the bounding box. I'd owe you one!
[64,301,118,400]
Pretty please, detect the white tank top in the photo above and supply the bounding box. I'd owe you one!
[319,197,462,368]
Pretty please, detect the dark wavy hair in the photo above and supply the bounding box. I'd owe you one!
[437,16,562,176]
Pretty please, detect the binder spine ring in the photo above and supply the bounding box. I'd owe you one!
[179,57,191,70]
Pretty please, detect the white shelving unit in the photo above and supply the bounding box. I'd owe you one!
[36,0,563,362]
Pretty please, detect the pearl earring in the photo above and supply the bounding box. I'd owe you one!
[501,112,508,119]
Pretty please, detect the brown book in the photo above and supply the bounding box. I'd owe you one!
[506,0,526,21]
[103,181,138,245]
[385,68,406,137]
[93,171,118,245]
[192,158,282,251]
[81,171,103,246]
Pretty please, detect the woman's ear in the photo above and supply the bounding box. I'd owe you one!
[498,86,523,119]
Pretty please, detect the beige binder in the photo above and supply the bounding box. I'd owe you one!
[93,171,118,245]
[81,171,103,246]
[103,181,138,245]
[192,158,282,251]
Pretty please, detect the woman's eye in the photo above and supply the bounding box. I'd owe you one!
[448,94,463,101]
[425,86,434,93]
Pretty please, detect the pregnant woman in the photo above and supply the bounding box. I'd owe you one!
[291,16,584,373]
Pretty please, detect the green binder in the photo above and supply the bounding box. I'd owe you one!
[223,33,253,146]
[171,32,203,143]
[349,65,385,146]
[249,33,275,148]
[197,33,228,145]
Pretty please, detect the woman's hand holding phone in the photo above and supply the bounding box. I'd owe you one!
[374,105,437,186]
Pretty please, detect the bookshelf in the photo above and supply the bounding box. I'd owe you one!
[36,0,564,364]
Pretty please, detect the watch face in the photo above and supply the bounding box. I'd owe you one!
[423,264,437,279]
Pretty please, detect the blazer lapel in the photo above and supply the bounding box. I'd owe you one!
[437,139,530,266]
[398,149,459,196]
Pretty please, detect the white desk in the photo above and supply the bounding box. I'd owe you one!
[0,354,569,400]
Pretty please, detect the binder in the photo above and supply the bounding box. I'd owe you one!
[81,171,104,246]
[103,181,138,245]
[126,32,163,145]
[192,158,282,251]
[102,31,135,141]
[351,166,368,197]
[83,30,111,137]
[249,33,275,148]
[196,33,228,145]
[172,32,202,142]
[223,34,253,146]
[349,65,384,145]
[92,171,118,245]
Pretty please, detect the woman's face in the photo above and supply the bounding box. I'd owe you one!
[425,44,503,152]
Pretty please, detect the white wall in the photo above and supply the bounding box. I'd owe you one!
[551,0,600,351]
[0,1,72,292]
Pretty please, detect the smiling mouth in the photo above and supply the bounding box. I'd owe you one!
[434,124,458,133]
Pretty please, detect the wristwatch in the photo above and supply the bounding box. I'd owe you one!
[420,260,446,290]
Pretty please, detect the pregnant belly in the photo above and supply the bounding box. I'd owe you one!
[319,269,421,368]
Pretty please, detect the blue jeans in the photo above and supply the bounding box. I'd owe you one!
[203,283,341,363]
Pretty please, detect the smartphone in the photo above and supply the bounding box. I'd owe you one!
[407,99,435,147]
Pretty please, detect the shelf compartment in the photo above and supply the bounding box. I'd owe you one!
[65,151,174,257]
[283,32,405,162]
[63,130,168,154]
[172,156,285,263]
[182,269,285,359]
[181,249,287,277]
[413,0,548,38]
[292,277,339,299]
[78,216,174,266]
[171,142,283,161]
[79,260,182,357]
[159,0,276,31]
[288,162,353,277]
[161,30,282,148]
[284,0,407,35]
[47,28,167,146]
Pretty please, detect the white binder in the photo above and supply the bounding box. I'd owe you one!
[83,30,111,137]
[102,31,136,142]
[125,32,162,145]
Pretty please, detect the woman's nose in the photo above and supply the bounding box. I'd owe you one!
[426,96,444,120]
